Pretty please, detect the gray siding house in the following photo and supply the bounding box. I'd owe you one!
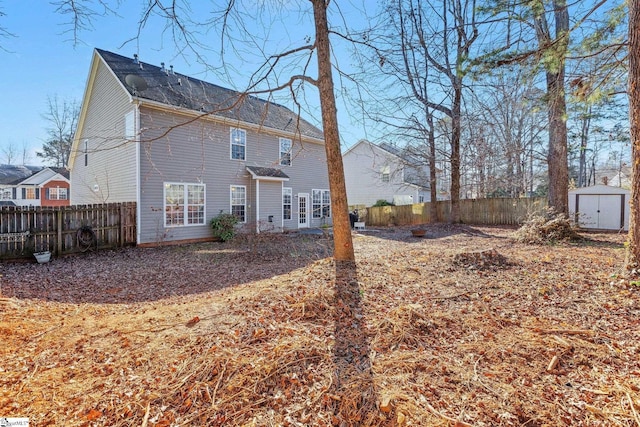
[70,49,330,245]
[343,140,433,207]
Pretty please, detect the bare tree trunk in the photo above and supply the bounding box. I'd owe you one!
[450,85,462,222]
[427,113,439,221]
[311,0,354,262]
[537,0,570,215]
[578,106,592,187]
[626,0,640,273]
[546,66,569,213]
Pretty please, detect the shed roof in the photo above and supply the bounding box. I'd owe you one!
[569,185,630,195]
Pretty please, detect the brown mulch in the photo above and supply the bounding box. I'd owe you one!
[1,224,639,426]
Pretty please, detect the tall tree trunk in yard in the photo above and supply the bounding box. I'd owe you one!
[427,112,439,221]
[627,0,640,274]
[311,0,355,262]
[546,66,569,213]
[535,0,570,215]
[450,83,462,222]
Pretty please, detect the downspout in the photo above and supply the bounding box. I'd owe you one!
[134,101,142,245]
[255,179,260,234]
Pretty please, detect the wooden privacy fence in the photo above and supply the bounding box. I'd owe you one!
[366,197,547,227]
[0,203,136,261]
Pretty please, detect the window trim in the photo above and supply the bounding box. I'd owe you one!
[230,127,247,161]
[381,165,390,183]
[163,182,206,227]
[279,137,292,166]
[230,185,247,223]
[0,188,12,200]
[48,187,68,200]
[24,187,37,200]
[312,189,331,219]
[283,187,292,220]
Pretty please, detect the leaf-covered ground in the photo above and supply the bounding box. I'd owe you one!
[1,224,639,426]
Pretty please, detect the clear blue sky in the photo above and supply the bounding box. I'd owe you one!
[0,2,373,166]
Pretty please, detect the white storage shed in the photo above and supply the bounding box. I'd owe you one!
[568,185,630,231]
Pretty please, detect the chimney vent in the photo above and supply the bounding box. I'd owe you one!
[169,65,174,75]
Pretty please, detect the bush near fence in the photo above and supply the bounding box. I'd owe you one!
[366,197,547,227]
[0,203,136,261]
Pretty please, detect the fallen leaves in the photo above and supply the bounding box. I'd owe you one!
[0,225,638,426]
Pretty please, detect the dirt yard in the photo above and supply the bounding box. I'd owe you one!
[1,224,639,426]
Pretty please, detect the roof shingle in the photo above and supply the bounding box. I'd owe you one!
[97,49,324,141]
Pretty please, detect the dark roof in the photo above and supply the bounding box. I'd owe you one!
[0,165,42,185]
[246,166,290,180]
[50,167,70,179]
[96,49,324,140]
[0,201,16,206]
[378,142,423,166]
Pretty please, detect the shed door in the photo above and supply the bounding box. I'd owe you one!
[596,195,622,230]
[577,194,623,230]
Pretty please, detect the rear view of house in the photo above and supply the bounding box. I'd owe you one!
[70,49,331,245]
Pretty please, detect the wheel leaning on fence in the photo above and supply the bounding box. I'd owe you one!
[77,226,97,252]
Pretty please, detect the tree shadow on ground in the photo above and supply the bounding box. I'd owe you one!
[330,260,382,426]
[0,233,333,304]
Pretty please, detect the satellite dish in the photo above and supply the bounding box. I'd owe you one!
[125,74,148,92]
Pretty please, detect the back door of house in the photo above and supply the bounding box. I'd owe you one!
[298,193,309,228]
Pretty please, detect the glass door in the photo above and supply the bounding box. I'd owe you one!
[298,193,309,228]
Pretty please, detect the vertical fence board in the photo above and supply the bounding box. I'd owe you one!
[365,197,547,227]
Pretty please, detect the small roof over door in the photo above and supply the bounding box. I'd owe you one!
[246,166,290,182]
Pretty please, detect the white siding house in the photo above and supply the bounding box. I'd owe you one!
[343,140,432,207]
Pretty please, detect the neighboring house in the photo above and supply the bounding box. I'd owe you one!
[0,165,70,207]
[69,48,330,245]
[343,139,435,207]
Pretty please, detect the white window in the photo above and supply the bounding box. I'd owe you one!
[230,128,246,160]
[0,188,12,200]
[283,187,292,220]
[381,165,390,183]
[279,137,292,166]
[24,188,37,200]
[230,185,246,222]
[312,189,331,219]
[48,188,67,200]
[419,195,425,203]
[164,183,205,227]
[84,139,89,167]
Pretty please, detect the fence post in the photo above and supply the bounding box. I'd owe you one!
[56,209,63,255]
[120,204,125,247]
